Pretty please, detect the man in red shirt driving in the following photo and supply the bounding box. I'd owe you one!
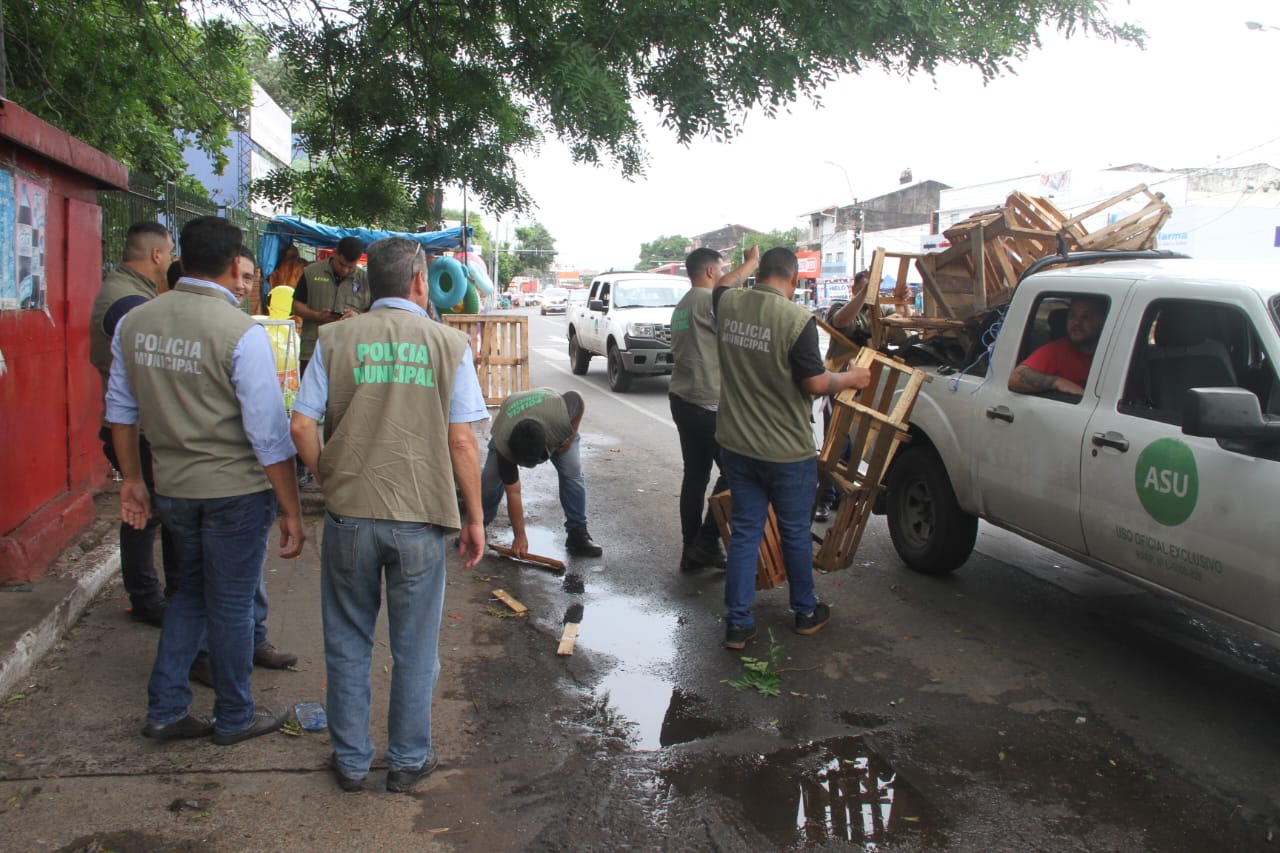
[1008,295,1107,396]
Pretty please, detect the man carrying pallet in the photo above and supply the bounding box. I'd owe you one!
[713,247,871,650]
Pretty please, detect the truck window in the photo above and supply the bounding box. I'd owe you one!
[1007,292,1110,402]
[1119,298,1278,425]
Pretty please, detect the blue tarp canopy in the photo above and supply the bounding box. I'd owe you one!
[257,214,472,282]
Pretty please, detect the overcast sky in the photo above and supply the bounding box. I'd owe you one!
[463,0,1280,271]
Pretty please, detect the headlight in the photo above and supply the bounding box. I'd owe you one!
[628,322,656,338]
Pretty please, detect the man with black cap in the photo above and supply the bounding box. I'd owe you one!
[482,388,603,558]
[291,236,371,378]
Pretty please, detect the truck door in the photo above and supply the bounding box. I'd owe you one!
[584,280,610,351]
[972,289,1116,553]
[1081,290,1280,637]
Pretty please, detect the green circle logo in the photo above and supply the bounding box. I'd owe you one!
[1134,438,1199,526]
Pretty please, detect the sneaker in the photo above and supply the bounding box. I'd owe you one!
[211,705,289,746]
[386,754,439,793]
[330,752,366,793]
[189,654,214,688]
[565,527,603,557]
[253,643,298,669]
[723,623,758,650]
[141,713,214,741]
[794,603,831,636]
[129,599,167,628]
[812,501,832,523]
[681,537,726,571]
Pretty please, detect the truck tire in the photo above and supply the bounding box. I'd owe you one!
[568,330,591,375]
[886,445,977,575]
[607,342,633,392]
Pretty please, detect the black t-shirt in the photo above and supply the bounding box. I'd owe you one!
[293,271,310,304]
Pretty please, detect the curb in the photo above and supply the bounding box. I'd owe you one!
[0,551,121,697]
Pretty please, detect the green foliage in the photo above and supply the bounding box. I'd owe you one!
[2,0,252,180]
[730,228,803,266]
[515,223,556,276]
[638,235,690,270]
[226,0,1140,221]
[726,629,786,697]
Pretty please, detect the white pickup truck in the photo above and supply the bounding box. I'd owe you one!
[881,256,1280,647]
[566,271,690,391]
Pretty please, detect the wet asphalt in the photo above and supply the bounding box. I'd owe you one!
[1,308,1277,850]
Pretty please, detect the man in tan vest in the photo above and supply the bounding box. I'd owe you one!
[107,216,304,745]
[291,236,370,376]
[713,247,871,650]
[89,221,174,627]
[291,237,487,793]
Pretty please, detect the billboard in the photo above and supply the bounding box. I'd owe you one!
[250,82,292,165]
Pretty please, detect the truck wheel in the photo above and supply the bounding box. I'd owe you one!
[886,446,977,575]
[607,343,633,392]
[568,331,591,375]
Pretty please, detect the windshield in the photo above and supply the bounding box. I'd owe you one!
[543,289,568,301]
[613,281,689,308]
[1271,294,1280,335]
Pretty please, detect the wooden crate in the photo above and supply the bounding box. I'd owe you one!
[440,314,530,405]
[861,184,1171,346]
[814,348,930,571]
[708,491,788,591]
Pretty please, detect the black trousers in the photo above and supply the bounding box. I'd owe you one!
[99,426,178,606]
[669,394,726,547]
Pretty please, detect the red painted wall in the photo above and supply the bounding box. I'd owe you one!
[0,100,127,581]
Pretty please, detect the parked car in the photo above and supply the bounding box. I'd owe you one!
[541,287,570,315]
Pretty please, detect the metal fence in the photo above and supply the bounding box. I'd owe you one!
[98,173,273,310]
[99,173,270,261]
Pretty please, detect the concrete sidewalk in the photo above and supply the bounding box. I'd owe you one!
[0,492,123,698]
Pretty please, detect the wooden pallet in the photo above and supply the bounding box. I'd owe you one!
[708,491,788,591]
[862,185,1171,345]
[813,348,930,571]
[440,314,530,404]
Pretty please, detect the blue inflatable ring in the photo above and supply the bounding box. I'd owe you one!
[429,255,468,309]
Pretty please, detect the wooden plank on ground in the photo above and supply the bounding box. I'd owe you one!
[556,622,579,656]
[487,543,566,574]
[491,588,528,616]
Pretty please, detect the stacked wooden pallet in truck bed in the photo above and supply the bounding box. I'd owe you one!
[863,184,1173,349]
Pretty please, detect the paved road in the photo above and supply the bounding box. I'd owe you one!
[1,307,1276,850]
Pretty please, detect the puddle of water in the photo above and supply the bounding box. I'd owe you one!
[570,593,681,750]
[656,688,725,747]
[663,737,935,847]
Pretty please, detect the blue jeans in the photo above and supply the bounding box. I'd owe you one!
[147,490,276,734]
[481,435,588,532]
[321,512,447,777]
[721,449,819,628]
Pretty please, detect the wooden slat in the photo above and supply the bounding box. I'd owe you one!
[556,622,579,656]
[441,314,531,404]
[487,543,566,574]
[491,588,529,616]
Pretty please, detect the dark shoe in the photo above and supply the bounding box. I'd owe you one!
[723,623,758,650]
[386,755,439,793]
[681,537,726,571]
[795,602,831,636]
[565,527,603,557]
[189,654,214,688]
[211,705,289,746]
[812,501,832,523]
[253,643,298,669]
[130,599,167,628]
[330,752,366,793]
[142,713,214,741]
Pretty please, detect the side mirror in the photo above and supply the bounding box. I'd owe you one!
[1183,387,1280,444]
[589,299,605,312]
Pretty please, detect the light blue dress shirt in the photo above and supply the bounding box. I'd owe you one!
[292,297,489,424]
[106,277,297,467]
